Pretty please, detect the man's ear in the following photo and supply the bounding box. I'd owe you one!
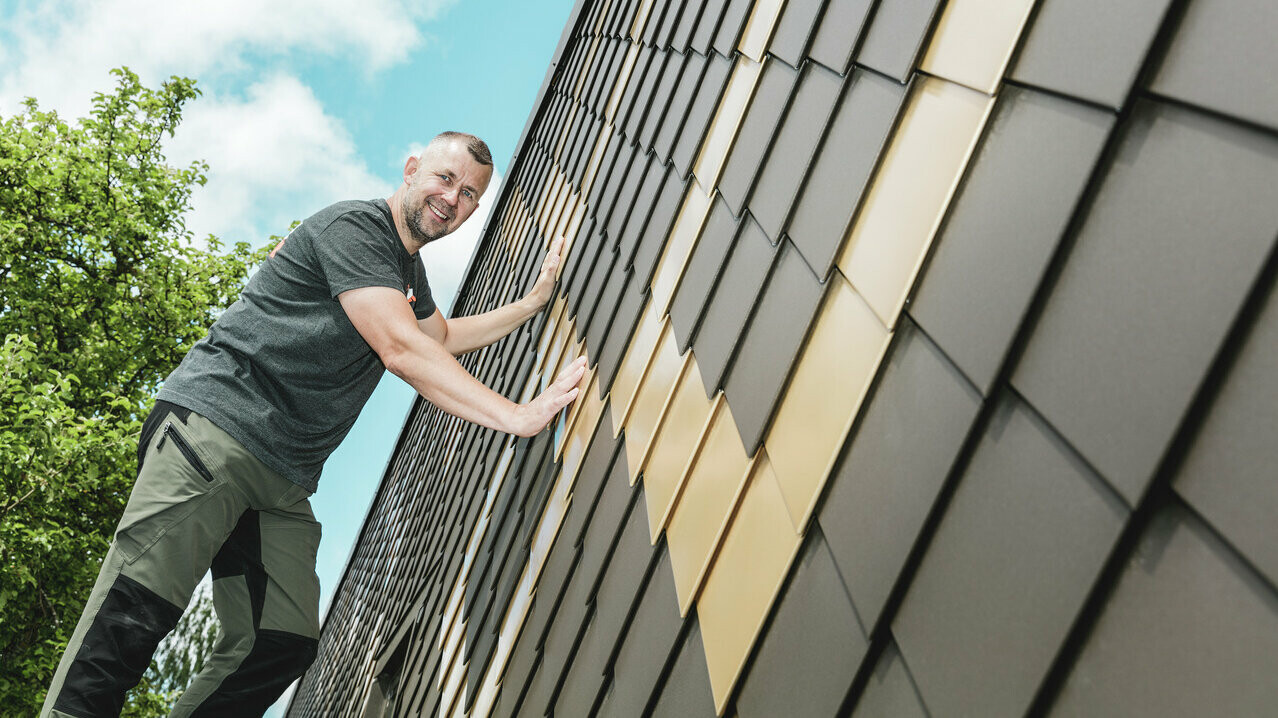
[403,155,420,184]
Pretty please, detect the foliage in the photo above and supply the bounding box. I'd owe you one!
[0,68,268,713]
[0,334,139,710]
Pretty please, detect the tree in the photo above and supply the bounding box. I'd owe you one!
[0,68,269,713]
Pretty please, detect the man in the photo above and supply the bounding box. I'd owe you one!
[42,132,585,716]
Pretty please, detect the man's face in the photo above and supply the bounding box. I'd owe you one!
[401,139,492,245]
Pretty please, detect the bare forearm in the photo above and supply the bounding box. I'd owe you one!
[441,237,563,355]
[341,285,579,437]
[442,296,540,355]
[387,334,585,438]
[387,332,523,433]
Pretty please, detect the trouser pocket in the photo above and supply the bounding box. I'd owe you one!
[115,412,226,565]
[159,421,218,483]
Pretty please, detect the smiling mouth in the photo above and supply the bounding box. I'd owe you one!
[427,202,452,222]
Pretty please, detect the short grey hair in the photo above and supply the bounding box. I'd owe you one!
[432,131,492,167]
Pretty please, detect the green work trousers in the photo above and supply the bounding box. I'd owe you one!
[41,402,322,717]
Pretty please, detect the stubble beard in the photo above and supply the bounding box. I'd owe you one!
[403,194,450,247]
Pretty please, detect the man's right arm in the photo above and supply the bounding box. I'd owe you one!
[339,285,584,437]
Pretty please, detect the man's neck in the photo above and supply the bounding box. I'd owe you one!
[387,189,424,255]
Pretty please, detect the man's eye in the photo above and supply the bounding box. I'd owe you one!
[462,189,473,199]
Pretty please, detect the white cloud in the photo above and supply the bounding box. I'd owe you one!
[396,141,430,169]
[0,0,455,117]
[165,74,393,245]
[419,171,503,316]
[0,0,459,248]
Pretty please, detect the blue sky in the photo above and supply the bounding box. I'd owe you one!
[1,0,576,710]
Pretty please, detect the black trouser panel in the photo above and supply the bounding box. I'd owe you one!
[211,509,268,628]
[188,630,318,717]
[53,574,183,717]
[136,400,191,477]
[194,509,316,715]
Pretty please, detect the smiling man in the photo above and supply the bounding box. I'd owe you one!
[42,132,585,717]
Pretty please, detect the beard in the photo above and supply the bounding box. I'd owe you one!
[403,194,450,246]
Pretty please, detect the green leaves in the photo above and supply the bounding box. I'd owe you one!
[0,69,270,713]
[0,68,266,416]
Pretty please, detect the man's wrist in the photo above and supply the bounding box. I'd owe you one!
[517,292,544,320]
[504,402,539,437]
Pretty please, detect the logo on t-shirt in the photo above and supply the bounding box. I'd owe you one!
[268,223,302,259]
[406,285,417,305]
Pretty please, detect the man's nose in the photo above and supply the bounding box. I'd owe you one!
[442,187,460,206]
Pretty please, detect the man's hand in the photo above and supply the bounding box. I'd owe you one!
[508,356,587,437]
[526,237,564,309]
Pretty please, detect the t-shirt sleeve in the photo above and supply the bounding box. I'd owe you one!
[312,212,404,298]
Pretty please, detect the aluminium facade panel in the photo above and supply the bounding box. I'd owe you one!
[786,68,906,281]
[807,0,874,74]
[688,0,729,54]
[653,51,706,161]
[711,0,753,56]
[1052,504,1278,717]
[1012,100,1278,503]
[735,529,867,718]
[623,50,671,143]
[615,155,666,268]
[764,271,891,529]
[850,640,928,718]
[892,394,1128,717]
[604,149,651,245]
[648,617,716,718]
[853,0,944,83]
[630,165,685,288]
[766,0,824,69]
[909,85,1114,393]
[594,269,648,393]
[670,0,703,51]
[690,214,777,395]
[1010,0,1175,109]
[1173,276,1278,588]
[667,194,741,352]
[671,52,733,177]
[585,490,658,672]
[817,319,980,630]
[715,57,800,217]
[1149,0,1278,132]
[605,546,682,716]
[749,59,844,241]
[721,239,824,455]
[638,50,686,150]
[553,612,610,717]
[579,245,623,349]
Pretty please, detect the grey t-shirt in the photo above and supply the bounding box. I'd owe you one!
[158,199,436,491]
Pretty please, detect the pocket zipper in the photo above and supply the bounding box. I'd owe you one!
[157,422,217,483]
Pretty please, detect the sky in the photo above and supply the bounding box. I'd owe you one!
[0,0,577,712]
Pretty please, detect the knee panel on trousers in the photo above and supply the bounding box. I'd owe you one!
[52,574,183,717]
[181,509,318,715]
[188,630,318,717]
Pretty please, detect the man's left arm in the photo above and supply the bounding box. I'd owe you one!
[420,237,564,354]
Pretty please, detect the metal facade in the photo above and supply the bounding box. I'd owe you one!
[290,0,1278,715]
